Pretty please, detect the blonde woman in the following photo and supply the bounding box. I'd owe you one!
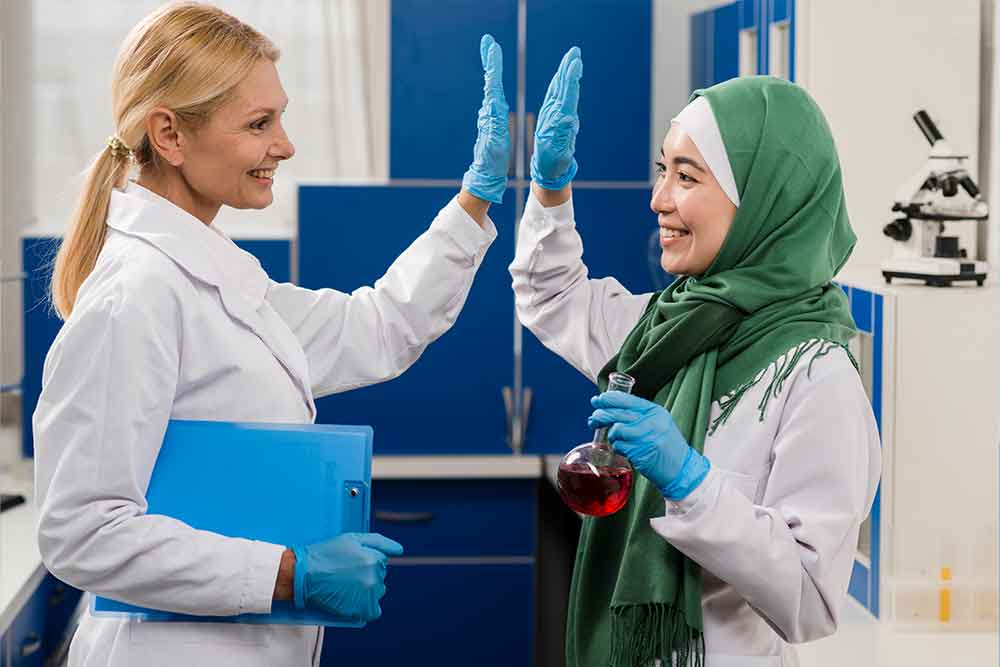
[32,3,510,665]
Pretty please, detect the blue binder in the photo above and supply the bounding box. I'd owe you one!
[91,420,373,627]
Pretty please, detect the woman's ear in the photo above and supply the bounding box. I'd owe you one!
[145,107,186,167]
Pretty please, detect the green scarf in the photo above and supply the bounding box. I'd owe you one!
[565,76,859,667]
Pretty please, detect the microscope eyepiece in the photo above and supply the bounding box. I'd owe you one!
[914,109,944,145]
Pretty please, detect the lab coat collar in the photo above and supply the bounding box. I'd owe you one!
[107,181,270,309]
[107,181,317,421]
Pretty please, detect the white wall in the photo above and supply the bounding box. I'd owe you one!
[796,0,983,271]
[0,0,34,411]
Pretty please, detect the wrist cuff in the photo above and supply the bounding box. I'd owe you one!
[291,545,309,610]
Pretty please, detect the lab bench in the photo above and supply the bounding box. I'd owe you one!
[834,265,1000,630]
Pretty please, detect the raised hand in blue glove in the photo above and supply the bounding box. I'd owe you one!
[531,46,583,190]
[588,392,711,500]
[291,532,404,621]
[461,34,510,204]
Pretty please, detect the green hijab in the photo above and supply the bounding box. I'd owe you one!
[565,76,858,667]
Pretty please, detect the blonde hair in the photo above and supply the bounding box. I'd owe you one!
[51,2,279,318]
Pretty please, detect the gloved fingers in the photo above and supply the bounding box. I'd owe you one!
[591,390,655,411]
[542,46,580,109]
[558,56,583,116]
[480,35,505,99]
[479,34,495,69]
[587,407,641,429]
[607,421,644,444]
[357,533,405,557]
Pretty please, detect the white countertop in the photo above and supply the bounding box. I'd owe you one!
[0,459,45,636]
[836,263,1000,295]
[0,454,543,633]
[372,455,542,479]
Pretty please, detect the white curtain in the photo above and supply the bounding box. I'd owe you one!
[32,0,389,235]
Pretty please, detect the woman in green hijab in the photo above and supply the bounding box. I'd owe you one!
[511,52,882,667]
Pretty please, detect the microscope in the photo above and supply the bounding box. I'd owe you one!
[882,110,989,286]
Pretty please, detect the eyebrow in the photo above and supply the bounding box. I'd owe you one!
[658,147,707,174]
[245,102,289,117]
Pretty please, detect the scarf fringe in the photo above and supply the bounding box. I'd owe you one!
[609,603,706,667]
[709,338,855,435]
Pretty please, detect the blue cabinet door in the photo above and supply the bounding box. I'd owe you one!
[712,2,740,85]
[5,576,46,667]
[691,2,740,92]
[689,9,710,92]
[233,239,291,284]
[370,479,536,557]
[526,0,651,182]
[390,0,518,180]
[21,238,62,458]
[322,562,534,666]
[298,186,514,454]
[522,187,661,454]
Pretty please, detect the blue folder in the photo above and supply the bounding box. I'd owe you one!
[91,419,373,627]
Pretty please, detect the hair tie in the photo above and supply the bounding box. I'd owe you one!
[107,135,133,162]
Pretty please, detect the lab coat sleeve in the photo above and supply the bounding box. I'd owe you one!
[34,273,285,616]
[508,191,652,383]
[265,195,497,397]
[649,363,881,644]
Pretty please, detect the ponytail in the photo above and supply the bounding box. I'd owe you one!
[51,142,131,319]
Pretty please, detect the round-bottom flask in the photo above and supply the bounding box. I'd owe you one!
[557,372,636,517]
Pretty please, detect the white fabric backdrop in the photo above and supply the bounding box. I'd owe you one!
[32,0,388,235]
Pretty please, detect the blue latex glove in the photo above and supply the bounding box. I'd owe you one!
[291,532,404,621]
[588,392,711,500]
[531,46,583,190]
[461,34,510,204]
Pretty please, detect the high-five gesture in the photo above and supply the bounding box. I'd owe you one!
[531,46,583,190]
[461,34,511,204]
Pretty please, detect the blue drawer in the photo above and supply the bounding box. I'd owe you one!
[322,562,533,666]
[5,577,45,667]
[371,479,536,558]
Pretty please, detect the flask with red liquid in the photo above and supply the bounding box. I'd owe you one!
[557,372,636,517]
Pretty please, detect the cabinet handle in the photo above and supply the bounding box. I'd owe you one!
[374,510,435,524]
[525,112,537,170]
[20,632,42,657]
[507,112,518,177]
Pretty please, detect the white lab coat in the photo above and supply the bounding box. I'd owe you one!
[509,193,881,667]
[33,180,496,667]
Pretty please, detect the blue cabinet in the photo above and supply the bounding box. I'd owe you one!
[690,1,740,91]
[690,0,795,90]
[389,0,519,180]
[299,186,514,454]
[21,238,62,458]
[1,574,83,667]
[525,0,651,182]
[20,236,290,457]
[390,0,651,182]
[322,479,536,666]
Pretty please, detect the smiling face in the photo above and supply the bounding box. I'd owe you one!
[651,124,737,276]
[140,58,295,224]
[179,58,294,212]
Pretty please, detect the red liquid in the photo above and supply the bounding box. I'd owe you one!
[557,462,633,517]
